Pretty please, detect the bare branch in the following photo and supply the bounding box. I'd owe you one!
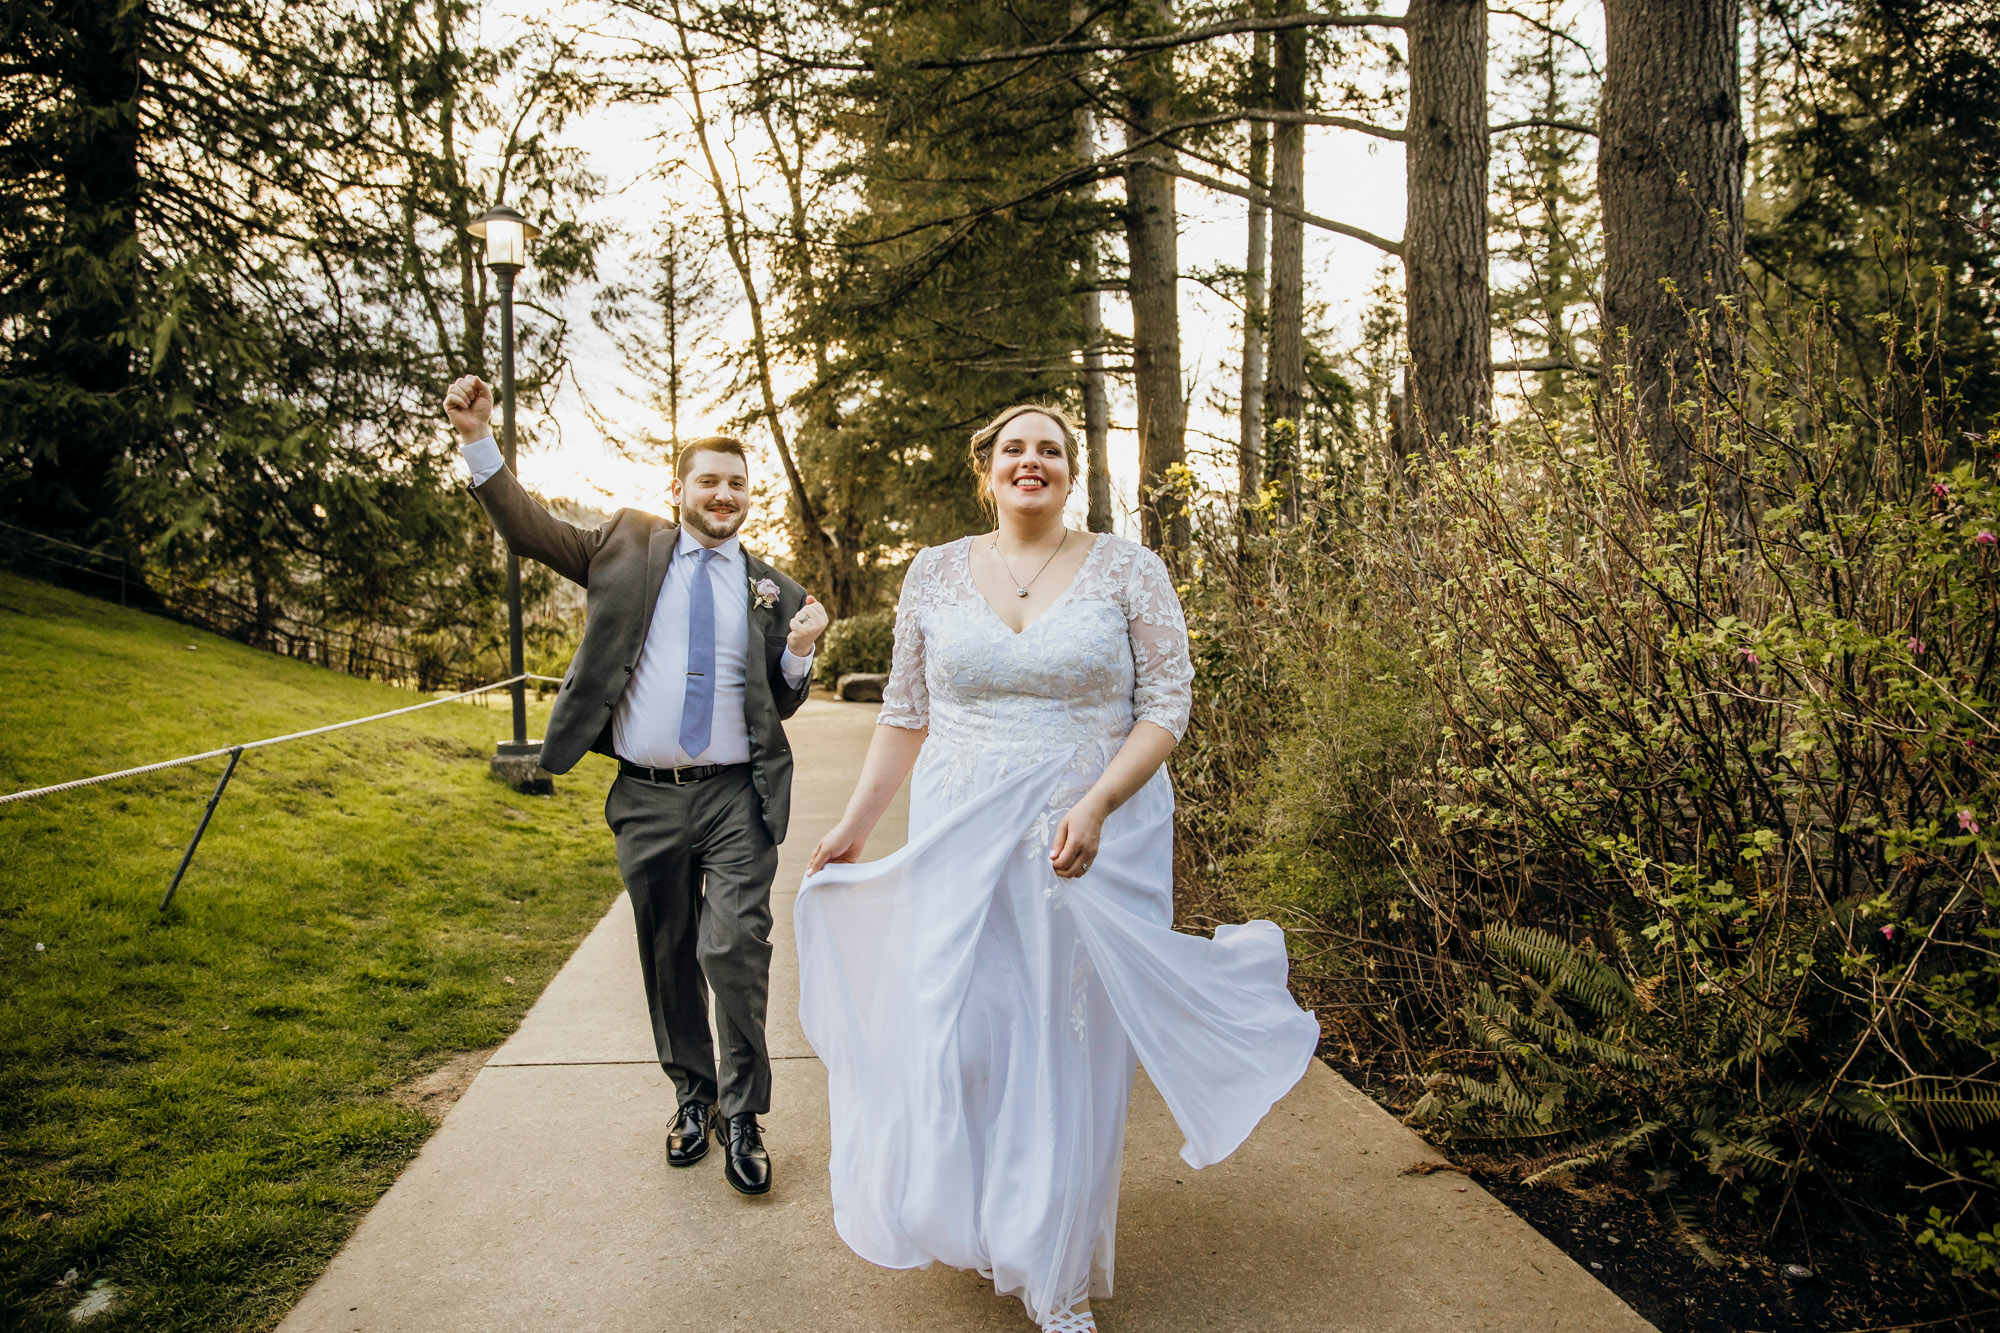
[667,0,830,547]
[1147,107,1405,143]
[900,12,1407,69]
[1162,163,1404,257]
[1494,355,1598,376]
[1489,117,1597,138]
[1251,109,1404,141]
[608,7,1404,78]
[1488,6,1601,80]
[602,5,867,73]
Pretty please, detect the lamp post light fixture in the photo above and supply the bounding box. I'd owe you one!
[468,204,553,795]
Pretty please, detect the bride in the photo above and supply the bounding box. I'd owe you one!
[797,404,1318,1332]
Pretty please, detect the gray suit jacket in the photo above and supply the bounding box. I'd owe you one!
[468,464,812,842]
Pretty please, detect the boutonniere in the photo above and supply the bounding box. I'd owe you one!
[751,576,780,609]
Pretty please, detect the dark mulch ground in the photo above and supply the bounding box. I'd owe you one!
[1335,1062,1998,1333]
[1475,1167,1993,1333]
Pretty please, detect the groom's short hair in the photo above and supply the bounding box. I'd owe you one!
[676,435,749,481]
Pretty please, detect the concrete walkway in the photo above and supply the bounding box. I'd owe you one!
[280,699,1653,1332]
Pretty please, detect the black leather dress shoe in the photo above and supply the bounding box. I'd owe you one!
[666,1101,713,1168]
[722,1113,771,1195]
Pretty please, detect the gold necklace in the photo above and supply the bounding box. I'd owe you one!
[991,529,1069,598]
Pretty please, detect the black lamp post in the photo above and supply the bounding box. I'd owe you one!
[468,204,553,794]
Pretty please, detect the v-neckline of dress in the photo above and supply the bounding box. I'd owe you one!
[960,532,1105,637]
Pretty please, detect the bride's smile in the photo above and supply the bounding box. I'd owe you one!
[988,413,1072,516]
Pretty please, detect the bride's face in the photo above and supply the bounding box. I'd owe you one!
[988,413,1072,520]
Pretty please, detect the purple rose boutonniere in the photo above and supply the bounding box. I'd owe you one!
[752,577,780,610]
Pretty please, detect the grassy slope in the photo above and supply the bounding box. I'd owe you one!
[0,573,622,1331]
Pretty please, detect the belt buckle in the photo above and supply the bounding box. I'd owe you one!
[671,765,693,786]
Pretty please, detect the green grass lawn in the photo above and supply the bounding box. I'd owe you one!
[0,572,623,1331]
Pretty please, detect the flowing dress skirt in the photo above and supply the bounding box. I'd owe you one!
[796,747,1318,1322]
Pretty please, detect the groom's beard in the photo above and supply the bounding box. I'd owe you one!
[682,497,747,541]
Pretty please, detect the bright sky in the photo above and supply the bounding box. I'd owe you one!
[486,2,1598,542]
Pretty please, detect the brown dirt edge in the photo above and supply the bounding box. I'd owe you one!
[390,1048,498,1125]
[1325,1055,1999,1333]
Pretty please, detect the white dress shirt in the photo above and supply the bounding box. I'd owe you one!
[460,436,812,767]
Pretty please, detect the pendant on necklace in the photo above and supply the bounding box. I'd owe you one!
[1016,587,1029,597]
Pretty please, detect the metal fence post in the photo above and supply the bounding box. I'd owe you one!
[159,747,245,912]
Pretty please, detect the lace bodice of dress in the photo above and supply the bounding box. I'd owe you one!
[878,533,1193,799]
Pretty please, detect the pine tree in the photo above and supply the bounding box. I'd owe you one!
[753,0,1106,601]
[1488,0,1599,424]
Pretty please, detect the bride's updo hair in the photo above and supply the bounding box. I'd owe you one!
[968,403,1082,515]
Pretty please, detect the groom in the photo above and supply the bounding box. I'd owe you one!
[443,374,827,1197]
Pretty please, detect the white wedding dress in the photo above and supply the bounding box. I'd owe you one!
[795,533,1318,1325]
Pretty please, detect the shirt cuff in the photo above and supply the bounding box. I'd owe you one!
[459,435,503,487]
[779,648,814,688]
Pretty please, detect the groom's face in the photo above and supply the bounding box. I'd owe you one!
[675,449,752,542]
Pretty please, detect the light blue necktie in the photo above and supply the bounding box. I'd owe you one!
[679,547,719,759]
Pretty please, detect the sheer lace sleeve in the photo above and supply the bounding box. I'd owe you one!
[878,548,934,731]
[1122,541,1194,740]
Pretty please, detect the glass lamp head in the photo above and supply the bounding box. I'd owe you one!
[468,205,542,269]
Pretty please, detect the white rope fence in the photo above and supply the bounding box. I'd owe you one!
[0,672,566,807]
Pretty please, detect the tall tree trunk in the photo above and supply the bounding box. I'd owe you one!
[1600,0,1744,495]
[1072,47,1115,535]
[33,0,145,536]
[1238,29,1269,533]
[1404,0,1490,447]
[661,248,680,442]
[1079,245,1114,534]
[1265,8,1306,521]
[1121,0,1186,553]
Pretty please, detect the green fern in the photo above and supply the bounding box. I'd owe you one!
[1903,1084,2000,1133]
[1484,923,1640,1022]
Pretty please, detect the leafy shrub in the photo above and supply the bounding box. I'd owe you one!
[1173,473,1446,1068]
[1176,274,2000,1274]
[1400,293,1999,1267]
[814,608,895,687]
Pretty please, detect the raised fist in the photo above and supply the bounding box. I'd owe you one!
[443,375,494,442]
[788,595,831,657]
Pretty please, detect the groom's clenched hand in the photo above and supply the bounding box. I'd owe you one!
[443,375,494,443]
[788,595,829,656]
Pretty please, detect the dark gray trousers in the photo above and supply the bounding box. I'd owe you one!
[604,768,778,1117]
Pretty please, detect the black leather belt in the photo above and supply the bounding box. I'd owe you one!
[619,759,745,786]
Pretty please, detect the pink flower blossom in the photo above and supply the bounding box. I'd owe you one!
[1959,810,1980,835]
[1739,646,1761,665]
[1880,924,1896,941]
[1934,481,1951,498]
[1978,531,1996,546]
[1908,637,1925,655]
